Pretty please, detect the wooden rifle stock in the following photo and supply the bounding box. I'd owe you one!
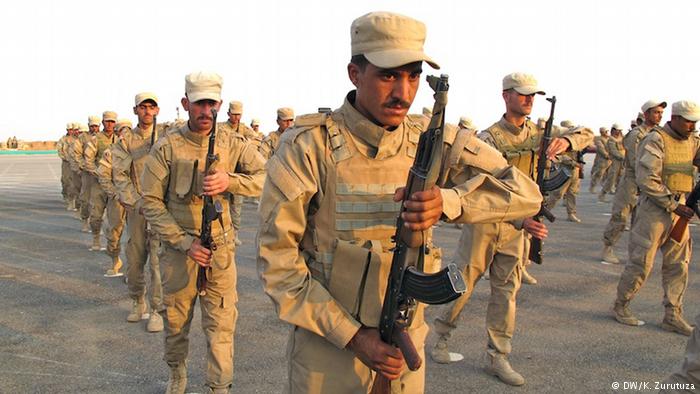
[670,217,689,243]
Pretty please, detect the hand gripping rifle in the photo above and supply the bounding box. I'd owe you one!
[528,96,571,264]
[669,182,700,243]
[370,75,467,394]
[196,109,224,296]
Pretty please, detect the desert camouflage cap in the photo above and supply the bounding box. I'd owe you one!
[672,100,700,122]
[116,118,133,131]
[277,107,294,120]
[135,92,159,106]
[612,123,624,130]
[641,99,667,112]
[185,71,222,103]
[229,101,243,114]
[459,116,475,129]
[88,116,101,126]
[78,123,89,132]
[560,120,575,128]
[251,118,260,126]
[503,73,545,95]
[351,11,439,69]
[102,111,117,122]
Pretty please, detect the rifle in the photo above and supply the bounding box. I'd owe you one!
[669,183,700,243]
[528,96,571,265]
[370,75,466,394]
[196,109,224,296]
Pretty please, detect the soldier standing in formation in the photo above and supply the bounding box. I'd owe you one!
[431,72,593,386]
[140,71,266,394]
[74,116,100,232]
[599,124,625,203]
[112,92,165,332]
[589,127,611,193]
[545,119,587,223]
[258,107,294,159]
[67,123,85,214]
[257,12,542,393]
[612,100,700,336]
[601,101,666,263]
[57,123,73,205]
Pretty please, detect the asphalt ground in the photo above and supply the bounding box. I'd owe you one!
[1,154,698,393]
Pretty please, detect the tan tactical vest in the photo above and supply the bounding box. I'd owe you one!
[659,130,694,193]
[300,113,427,327]
[92,132,114,167]
[163,128,233,241]
[484,123,539,178]
[124,124,162,194]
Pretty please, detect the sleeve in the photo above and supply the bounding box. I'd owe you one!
[226,140,267,197]
[111,141,138,207]
[69,139,83,172]
[596,138,609,159]
[258,137,273,160]
[57,138,65,159]
[636,134,676,211]
[140,142,194,252]
[96,149,117,198]
[439,137,543,223]
[256,133,362,350]
[559,126,595,152]
[84,140,98,175]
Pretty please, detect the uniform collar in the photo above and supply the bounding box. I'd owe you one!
[663,122,689,140]
[498,115,528,135]
[183,122,209,146]
[134,124,155,139]
[339,91,404,158]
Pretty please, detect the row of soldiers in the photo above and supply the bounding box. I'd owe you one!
[51,10,700,394]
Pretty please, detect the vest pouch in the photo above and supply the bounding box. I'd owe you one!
[173,160,197,200]
[327,239,371,318]
[358,249,393,327]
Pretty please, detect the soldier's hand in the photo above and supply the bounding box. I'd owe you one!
[203,169,230,196]
[346,328,404,380]
[394,185,443,230]
[187,238,212,267]
[673,205,695,219]
[523,218,548,240]
[545,137,571,160]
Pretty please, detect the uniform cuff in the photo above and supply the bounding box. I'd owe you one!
[326,316,362,349]
[440,188,461,221]
[226,173,241,194]
[178,234,196,253]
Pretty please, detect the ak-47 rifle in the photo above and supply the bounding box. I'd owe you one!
[196,109,224,296]
[369,75,466,394]
[528,96,571,265]
[669,182,700,243]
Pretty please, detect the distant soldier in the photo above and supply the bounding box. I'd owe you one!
[458,116,477,136]
[250,118,263,139]
[258,107,294,159]
[74,116,101,232]
[140,71,266,393]
[66,123,85,213]
[545,120,586,223]
[612,100,700,336]
[97,119,131,277]
[601,101,666,264]
[57,123,73,206]
[599,124,626,202]
[589,127,611,193]
[84,111,118,251]
[112,92,165,332]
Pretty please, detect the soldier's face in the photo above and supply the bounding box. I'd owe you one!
[503,90,535,116]
[133,101,160,126]
[103,120,116,132]
[671,116,696,136]
[182,97,222,133]
[252,125,259,132]
[348,61,422,129]
[277,118,294,132]
[89,124,100,134]
[644,107,664,126]
[228,112,242,125]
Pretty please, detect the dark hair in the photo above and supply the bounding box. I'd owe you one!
[350,54,369,71]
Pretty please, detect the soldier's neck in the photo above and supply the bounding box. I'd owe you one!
[503,112,526,128]
[138,122,153,131]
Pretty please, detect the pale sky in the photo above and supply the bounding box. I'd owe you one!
[1,0,698,141]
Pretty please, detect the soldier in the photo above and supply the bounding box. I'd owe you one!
[250,118,261,136]
[140,71,266,394]
[72,117,100,231]
[589,127,611,193]
[458,116,477,136]
[67,123,85,213]
[218,101,258,245]
[601,101,666,263]
[97,119,131,277]
[431,72,593,385]
[612,100,700,336]
[545,120,586,223]
[659,315,700,392]
[113,92,165,332]
[57,123,73,205]
[257,13,543,393]
[84,111,118,251]
[599,124,625,202]
[258,107,294,159]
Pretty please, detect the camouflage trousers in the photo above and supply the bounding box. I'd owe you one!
[89,176,107,234]
[616,195,690,309]
[68,170,82,208]
[60,160,71,200]
[229,194,243,230]
[590,158,611,189]
[161,235,238,390]
[603,175,638,247]
[79,171,94,221]
[546,165,581,215]
[602,159,624,195]
[126,210,162,311]
[434,222,523,355]
[105,196,126,258]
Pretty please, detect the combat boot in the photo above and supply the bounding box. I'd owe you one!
[613,301,645,326]
[104,256,123,277]
[81,219,90,233]
[567,213,581,223]
[662,307,694,336]
[430,337,452,364]
[234,236,242,246]
[521,268,538,285]
[166,363,187,394]
[598,192,608,203]
[485,348,525,386]
[66,200,75,211]
[127,297,149,322]
[147,311,164,333]
[601,245,620,264]
[90,234,102,251]
[205,386,230,394]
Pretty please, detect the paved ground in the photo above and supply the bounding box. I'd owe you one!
[1,154,698,393]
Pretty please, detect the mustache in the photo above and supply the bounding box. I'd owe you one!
[196,115,213,122]
[383,99,411,109]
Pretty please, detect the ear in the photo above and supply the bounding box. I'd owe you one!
[181,97,190,111]
[347,63,361,88]
[214,100,222,112]
[133,106,138,115]
[501,90,509,103]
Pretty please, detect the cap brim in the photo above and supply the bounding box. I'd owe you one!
[513,86,546,95]
[136,97,159,106]
[365,49,440,70]
[681,113,700,122]
[188,92,221,103]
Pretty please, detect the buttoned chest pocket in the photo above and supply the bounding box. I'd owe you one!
[171,159,202,201]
